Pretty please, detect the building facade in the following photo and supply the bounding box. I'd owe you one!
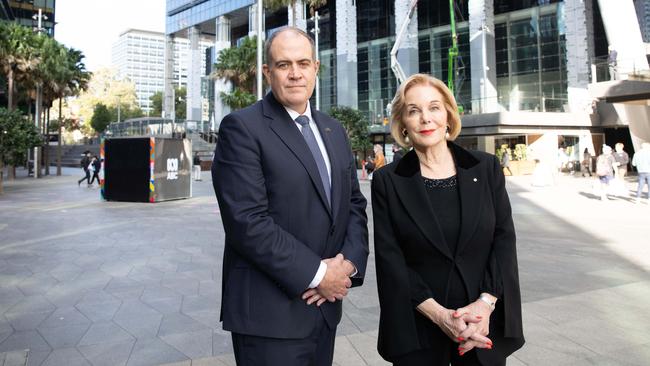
[5,0,55,35]
[635,0,650,42]
[166,0,649,163]
[111,29,212,115]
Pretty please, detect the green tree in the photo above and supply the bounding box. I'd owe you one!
[0,21,41,111]
[149,87,186,119]
[90,103,112,133]
[0,108,42,194]
[329,106,371,153]
[210,36,258,110]
[150,91,163,116]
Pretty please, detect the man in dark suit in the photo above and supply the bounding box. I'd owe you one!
[211,27,369,366]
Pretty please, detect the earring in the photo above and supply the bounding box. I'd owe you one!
[402,129,408,137]
[445,126,450,139]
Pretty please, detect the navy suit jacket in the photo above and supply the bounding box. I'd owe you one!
[212,92,369,339]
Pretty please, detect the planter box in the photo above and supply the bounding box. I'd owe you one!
[504,160,536,176]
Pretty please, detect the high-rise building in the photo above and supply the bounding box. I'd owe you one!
[165,0,650,161]
[635,0,650,42]
[111,29,211,115]
[6,0,55,35]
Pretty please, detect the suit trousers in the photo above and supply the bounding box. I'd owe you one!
[231,313,336,366]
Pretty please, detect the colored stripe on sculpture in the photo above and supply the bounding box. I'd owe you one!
[149,137,155,202]
[99,138,105,200]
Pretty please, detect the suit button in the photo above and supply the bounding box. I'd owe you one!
[329,226,335,236]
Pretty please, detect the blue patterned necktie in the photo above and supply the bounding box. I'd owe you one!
[295,115,331,206]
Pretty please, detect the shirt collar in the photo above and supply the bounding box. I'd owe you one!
[284,101,313,123]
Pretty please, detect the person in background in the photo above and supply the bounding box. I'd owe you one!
[501,148,513,176]
[89,156,101,185]
[581,148,592,177]
[77,152,91,187]
[613,142,629,179]
[632,142,650,204]
[392,144,404,163]
[595,145,616,201]
[193,152,202,181]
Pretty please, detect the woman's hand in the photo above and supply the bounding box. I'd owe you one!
[454,294,496,355]
[416,299,482,343]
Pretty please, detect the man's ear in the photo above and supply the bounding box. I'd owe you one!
[262,64,271,83]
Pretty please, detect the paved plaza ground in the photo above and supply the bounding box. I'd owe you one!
[1,166,649,366]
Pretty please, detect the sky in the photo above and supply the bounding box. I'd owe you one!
[55,0,166,72]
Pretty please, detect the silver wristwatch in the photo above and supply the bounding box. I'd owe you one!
[479,294,496,311]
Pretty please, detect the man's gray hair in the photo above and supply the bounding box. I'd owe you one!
[264,26,316,65]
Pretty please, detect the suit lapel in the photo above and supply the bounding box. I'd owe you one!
[455,164,484,256]
[264,93,332,216]
[390,151,453,260]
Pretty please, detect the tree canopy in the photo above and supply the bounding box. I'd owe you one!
[329,106,371,153]
[0,107,42,194]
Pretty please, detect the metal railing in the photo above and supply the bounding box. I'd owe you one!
[104,118,217,140]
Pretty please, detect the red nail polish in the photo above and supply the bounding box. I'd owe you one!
[453,312,459,317]
[457,337,464,341]
[487,345,492,349]
[458,347,464,350]
[476,315,482,319]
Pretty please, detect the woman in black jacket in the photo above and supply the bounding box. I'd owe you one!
[372,74,524,366]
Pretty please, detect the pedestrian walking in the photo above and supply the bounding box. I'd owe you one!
[77,152,91,186]
[581,148,592,177]
[193,152,202,181]
[89,156,101,185]
[613,142,629,179]
[632,142,650,203]
[502,148,513,176]
[596,145,616,200]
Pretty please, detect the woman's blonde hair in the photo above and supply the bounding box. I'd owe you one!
[390,74,461,148]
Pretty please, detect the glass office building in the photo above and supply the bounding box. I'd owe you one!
[167,0,648,160]
[5,0,55,35]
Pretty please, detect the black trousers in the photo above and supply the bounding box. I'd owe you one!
[90,172,100,184]
[78,169,90,184]
[393,345,506,366]
[231,314,336,366]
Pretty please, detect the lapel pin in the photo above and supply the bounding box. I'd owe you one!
[325,128,331,133]
[473,178,478,182]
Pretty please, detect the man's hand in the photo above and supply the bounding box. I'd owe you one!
[302,254,352,305]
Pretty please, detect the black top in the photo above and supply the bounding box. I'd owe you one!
[423,175,502,302]
[423,175,466,304]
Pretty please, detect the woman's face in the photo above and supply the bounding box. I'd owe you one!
[402,84,448,151]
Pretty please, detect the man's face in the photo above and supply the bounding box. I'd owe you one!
[263,31,319,114]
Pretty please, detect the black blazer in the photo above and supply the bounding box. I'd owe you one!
[372,143,524,365]
[212,92,368,339]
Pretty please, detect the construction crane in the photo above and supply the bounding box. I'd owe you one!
[391,0,464,111]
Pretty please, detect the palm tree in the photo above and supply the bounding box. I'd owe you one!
[210,36,258,110]
[49,48,90,175]
[0,22,41,111]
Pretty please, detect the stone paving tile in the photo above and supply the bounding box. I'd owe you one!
[3,312,52,332]
[41,348,91,366]
[25,350,50,366]
[180,296,214,314]
[77,322,135,347]
[211,329,231,356]
[38,307,91,329]
[37,324,90,349]
[125,337,188,366]
[0,330,51,353]
[141,296,183,315]
[16,274,59,297]
[77,340,135,366]
[160,329,213,359]
[74,300,122,322]
[0,350,28,366]
[158,313,209,337]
